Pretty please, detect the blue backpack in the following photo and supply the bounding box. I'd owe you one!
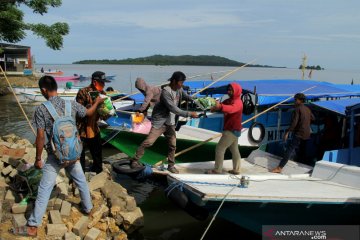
[43,100,82,163]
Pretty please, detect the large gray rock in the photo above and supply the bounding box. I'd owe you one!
[73,216,90,238]
[64,232,79,240]
[11,203,32,214]
[49,210,63,224]
[89,171,109,191]
[101,181,128,210]
[60,200,72,217]
[12,214,27,227]
[119,207,144,233]
[84,227,101,240]
[47,223,68,237]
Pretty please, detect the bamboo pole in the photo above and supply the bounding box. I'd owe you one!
[153,85,316,167]
[115,61,257,122]
[190,59,256,97]
[112,69,234,103]
[116,109,135,115]
[0,66,36,135]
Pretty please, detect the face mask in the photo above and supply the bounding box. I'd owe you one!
[94,81,104,91]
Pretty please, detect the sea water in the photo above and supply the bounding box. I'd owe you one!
[2,64,360,239]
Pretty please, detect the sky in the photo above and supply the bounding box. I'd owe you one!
[18,0,360,70]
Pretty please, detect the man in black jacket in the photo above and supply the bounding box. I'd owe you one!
[271,93,314,173]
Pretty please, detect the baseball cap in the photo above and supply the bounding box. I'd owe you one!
[92,71,111,83]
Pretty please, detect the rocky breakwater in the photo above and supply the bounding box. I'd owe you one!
[0,134,144,239]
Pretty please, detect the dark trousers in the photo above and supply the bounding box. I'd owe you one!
[134,125,176,167]
[80,134,103,173]
[279,136,305,168]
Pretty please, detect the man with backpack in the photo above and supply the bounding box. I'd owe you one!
[13,76,104,237]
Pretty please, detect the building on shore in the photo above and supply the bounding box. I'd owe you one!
[0,43,33,75]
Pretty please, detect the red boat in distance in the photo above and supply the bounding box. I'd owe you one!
[44,70,64,75]
[54,75,80,81]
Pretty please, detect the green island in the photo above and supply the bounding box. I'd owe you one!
[73,55,284,68]
[299,65,324,70]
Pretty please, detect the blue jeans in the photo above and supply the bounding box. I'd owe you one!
[27,154,93,227]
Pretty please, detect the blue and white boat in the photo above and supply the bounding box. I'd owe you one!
[103,79,360,166]
[166,97,360,233]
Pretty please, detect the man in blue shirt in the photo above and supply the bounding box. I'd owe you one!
[13,76,103,237]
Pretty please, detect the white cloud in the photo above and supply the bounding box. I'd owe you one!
[276,35,332,41]
[328,34,360,40]
[69,8,274,29]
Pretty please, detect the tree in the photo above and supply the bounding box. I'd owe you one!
[0,0,69,50]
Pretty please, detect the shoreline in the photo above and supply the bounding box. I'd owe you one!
[0,76,39,96]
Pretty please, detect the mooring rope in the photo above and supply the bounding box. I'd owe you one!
[200,179,242,240]
[0,66,36,135]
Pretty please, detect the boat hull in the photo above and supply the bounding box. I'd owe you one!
[54,76,80,81]
[166,174,360,234]
[100,128,256,165]
[205,201,359,233]
[21,92,76,102]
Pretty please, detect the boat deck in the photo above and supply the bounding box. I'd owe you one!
[164,152,360,204]
[169,172,360,204]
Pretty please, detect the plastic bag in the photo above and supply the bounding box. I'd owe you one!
[97,95,116,117]
[194,97,217,110]
[131,113,145,124]
[132,118,152,134]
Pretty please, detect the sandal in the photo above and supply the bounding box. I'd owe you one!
[271,166,283,173]
[228,170,240,175]
[204,169,221,174]
[10,226,37,237]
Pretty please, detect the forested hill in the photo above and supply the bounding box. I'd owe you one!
[73,55,281,68]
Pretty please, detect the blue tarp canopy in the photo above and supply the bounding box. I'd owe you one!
[124,80,360,106]
[310,98,360,116]
[196,79,360,105]
[333,84,360,94]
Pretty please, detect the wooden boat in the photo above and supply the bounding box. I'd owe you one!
[79,75,116,81]
[11,86,81,95]
[54,75,80,81]
[43,70,63,75]
[166,152,360,234]
[164,98,360,233]
[19,89,124,103]
[101,123,256,166]
[21,91,78,102]
[102,79,360,165]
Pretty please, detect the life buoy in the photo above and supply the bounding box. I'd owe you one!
[112,159,145,176]
[241,93,255,115]
[248,122,265,144]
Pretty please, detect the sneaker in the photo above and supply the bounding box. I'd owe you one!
[167,166,179,174]
[130,160,142,169]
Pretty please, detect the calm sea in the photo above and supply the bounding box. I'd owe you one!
[1,64,359,239]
